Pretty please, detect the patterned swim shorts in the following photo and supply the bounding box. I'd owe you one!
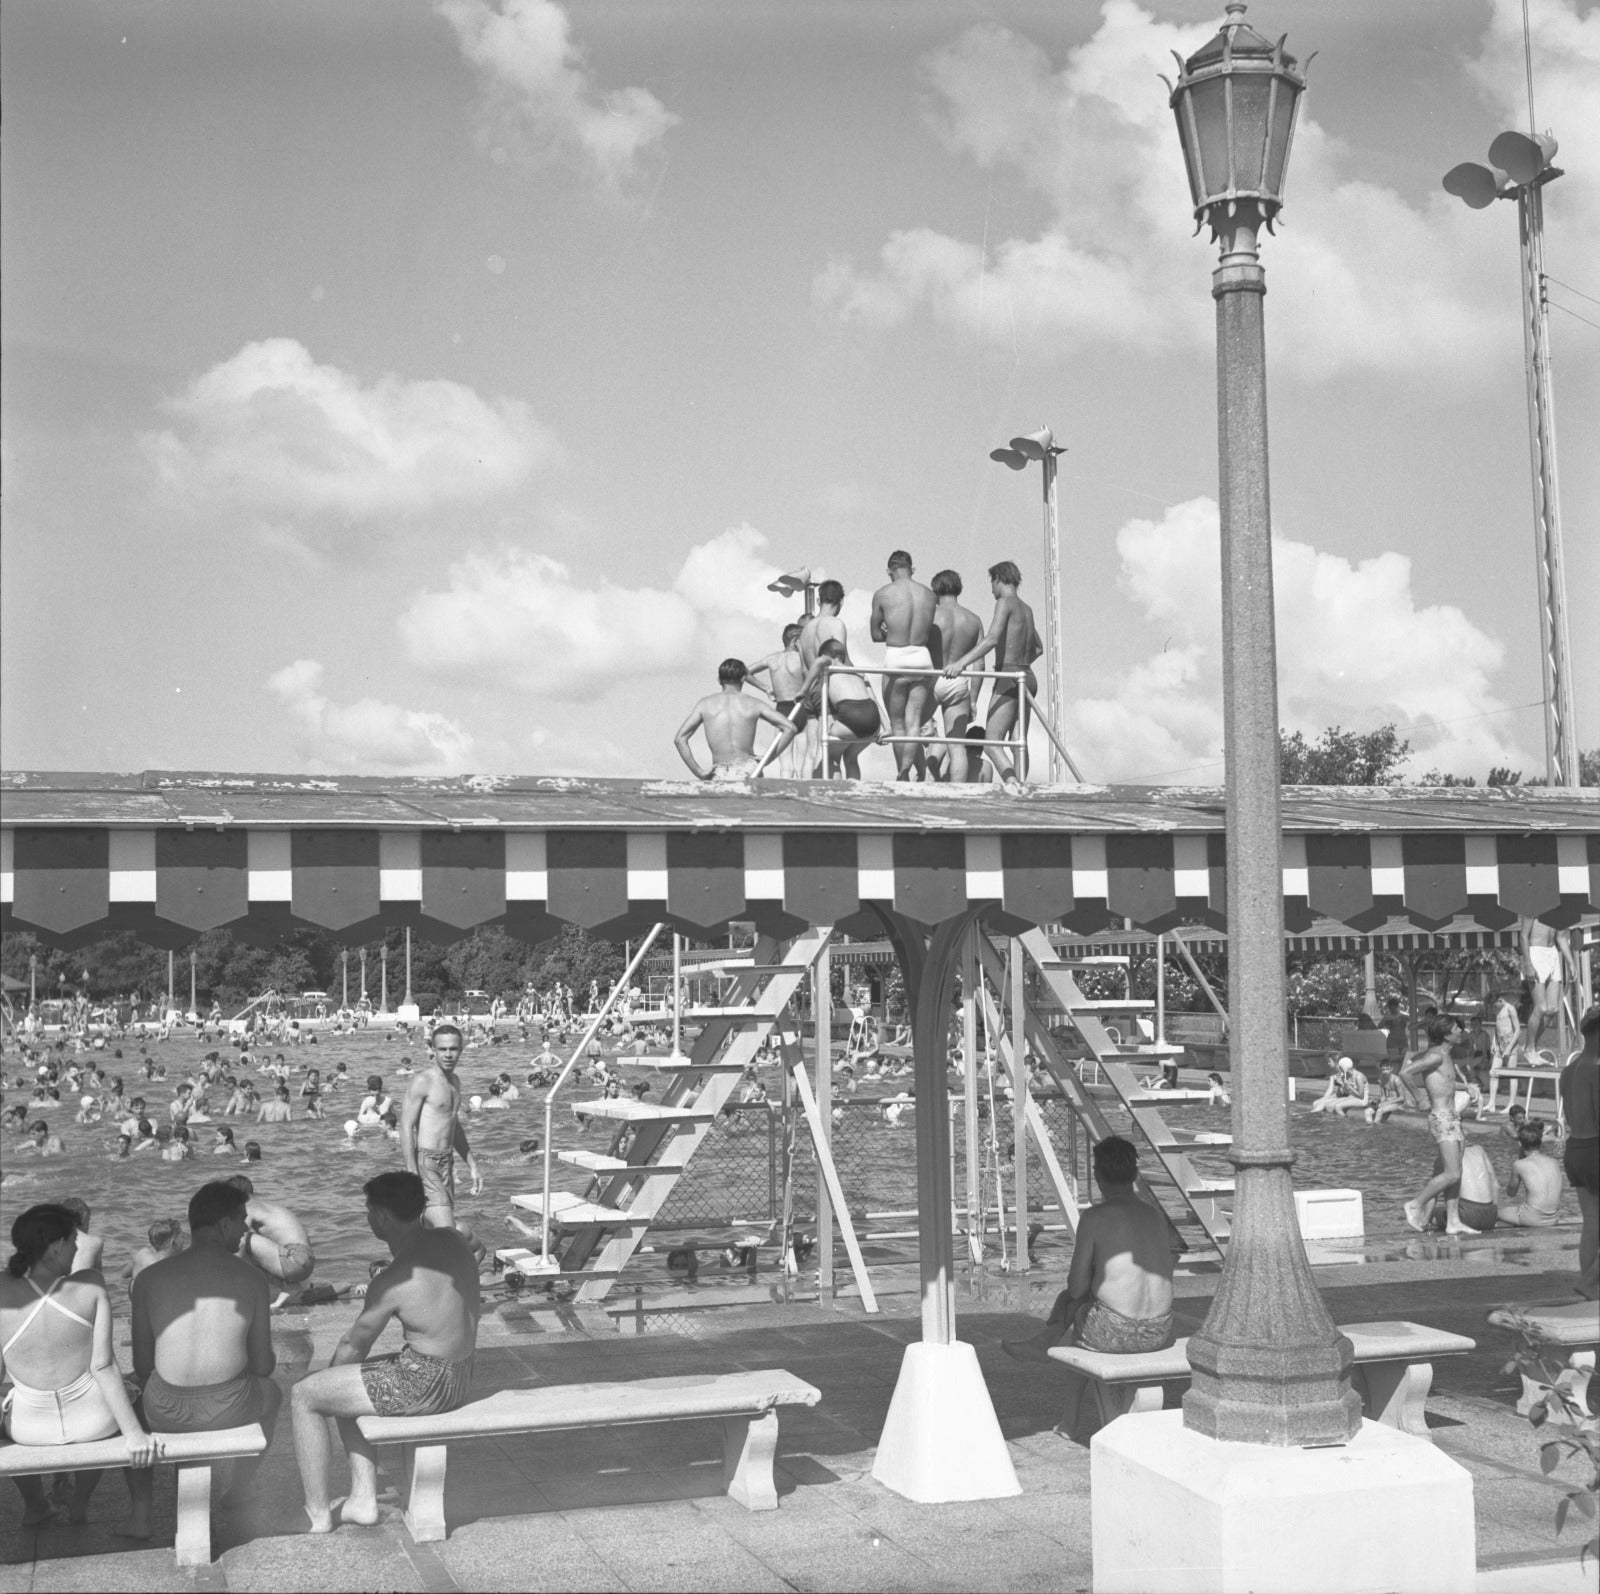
[1427,1105,1464,1146]
[359,1344,474,1418]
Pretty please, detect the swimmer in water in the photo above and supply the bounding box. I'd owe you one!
[212,1126,237,1156]
[339,1120,361,1150]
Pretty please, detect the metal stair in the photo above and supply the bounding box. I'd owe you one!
[513,925,835,1304]
[1007,927,1234,1254]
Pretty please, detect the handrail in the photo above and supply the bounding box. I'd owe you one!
[1021,688,1086,783]
[538,922,666,1264]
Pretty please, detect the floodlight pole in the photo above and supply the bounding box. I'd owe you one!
[1040,449,1067,787]
[1515,178,1577,787]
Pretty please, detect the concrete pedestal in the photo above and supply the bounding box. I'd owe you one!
[1091,1410,1473,1594]
[871,1341,1021,1502]
[396,1003,420,1023]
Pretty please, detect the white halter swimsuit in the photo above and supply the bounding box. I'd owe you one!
[1,1277,118,1446]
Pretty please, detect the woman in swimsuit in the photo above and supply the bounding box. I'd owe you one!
[0,1204,156,1532]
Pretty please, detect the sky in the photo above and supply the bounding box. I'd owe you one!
[3,0,1596,785]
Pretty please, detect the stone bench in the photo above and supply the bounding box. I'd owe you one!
[1487,1300,1599,1416]
[356,1369,821,1543]
[0,1424,266,1567]
[1048,1319,1474,1440]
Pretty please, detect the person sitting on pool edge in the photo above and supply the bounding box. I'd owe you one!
[290,1171,479,1533]
[1497,1120,1563,1228]
[1002,1135,1174,1368]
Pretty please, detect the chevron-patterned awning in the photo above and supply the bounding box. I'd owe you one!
[2,773,1596,948]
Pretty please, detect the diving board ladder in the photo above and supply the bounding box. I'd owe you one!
[510,925,875,1308]
[1002,927,1233,1255]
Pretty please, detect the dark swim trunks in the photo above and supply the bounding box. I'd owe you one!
[774,700,796,718]
[360,1344,474,1418]
[1563,1137,1598,1194]
[830,699,880,738]
[142,1368,271,1433]
[1456,1196,1497,1231]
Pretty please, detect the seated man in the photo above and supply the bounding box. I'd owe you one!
[226,1174,315,1307]
[131,1181,280,1468]
[1311,1055,1369,1115]
[290,1171,480,1533]
[1497,1120,1564,1228]
[1454,1142,1500,1233]
[1001,1135,1174,1408]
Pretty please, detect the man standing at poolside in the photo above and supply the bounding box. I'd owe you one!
[870,551,939,782]
[673,659,798,781]
[1400,1017,1466,1232]
[132,1181,280,1460]
[291,1172,479,1533]
[929,570,983,782]
[943,560,1042,785]
[399,1023,483,1230]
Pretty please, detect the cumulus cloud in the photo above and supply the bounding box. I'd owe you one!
[145,338,555,523]
[437,0,677,190]
[398,524,883,703]
[267,660,475,774]
[1065,498,1533,782]
[816,0,1598,380]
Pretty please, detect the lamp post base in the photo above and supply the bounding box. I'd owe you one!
[1091,1410,1474,1594]
[871,1341,1021,1502]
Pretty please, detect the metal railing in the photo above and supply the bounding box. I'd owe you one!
[537,922,665,1265]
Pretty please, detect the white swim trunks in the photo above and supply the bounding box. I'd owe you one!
[1527,944,1561,986]
[711,758,760,782]
[934,673,971,711]
[882,644,934,673]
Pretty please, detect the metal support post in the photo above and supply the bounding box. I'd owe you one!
[813,942,833,1292]
[1010,938,1029,1271]
[962,929,982,1264]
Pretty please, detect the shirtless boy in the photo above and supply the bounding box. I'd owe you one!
[943,560,1042,784]
[1497,1121,1563,1228]
[1400,1017,1466,1231]
[1001,1137,1174,1432]
[290,1172,479,1532]
[747,625,808,777]
[796,581,881,779]
[929,570,983,782]
[399,1023,482,1230]
[870,552,939,781]
[132,1181,280,1465]
[673,659,798,781]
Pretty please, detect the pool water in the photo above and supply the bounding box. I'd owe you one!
[0,1031,1578,1296]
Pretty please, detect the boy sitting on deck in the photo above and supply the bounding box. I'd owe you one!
[1001,1135,1175,1368]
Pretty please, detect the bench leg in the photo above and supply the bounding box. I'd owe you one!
[722,1411,779,1511]
[1357,1361,1433,1438]
[173,1462,213,1568]
[403,1443,449,1543]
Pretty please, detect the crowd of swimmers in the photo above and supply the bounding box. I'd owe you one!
[674,551,1045,784]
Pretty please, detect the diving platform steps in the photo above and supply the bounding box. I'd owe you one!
[514,925,835,1306]
[1011,927,1235,1252]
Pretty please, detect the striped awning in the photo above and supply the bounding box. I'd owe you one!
[1,774,1596,948]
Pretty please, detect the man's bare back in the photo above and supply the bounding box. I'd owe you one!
[933,599,982,676]
[990,592,1041,678]
[871,574,937,649]
[1073,1194,1175,1322]
[673,668,796,780]
[364,1226,481,1361]
[133,1245,272,1387]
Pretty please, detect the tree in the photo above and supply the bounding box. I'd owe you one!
[1280,723,1411,785]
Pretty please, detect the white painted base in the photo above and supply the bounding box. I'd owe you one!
[396,1003,421,1023]
[1091,1410,1474,1594]
[871,1340,1021,1502]
[1294,1188,1365,1239]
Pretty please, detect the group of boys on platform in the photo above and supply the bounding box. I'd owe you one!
[674,551,1043,785]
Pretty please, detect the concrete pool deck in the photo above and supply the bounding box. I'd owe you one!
[1,1235,1593,1593]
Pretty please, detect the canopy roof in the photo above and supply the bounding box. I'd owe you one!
[2,771,1595,949]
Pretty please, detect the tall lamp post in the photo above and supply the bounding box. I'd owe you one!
[1166,3,1360,1446]
[990,427,1069,785]
[1443,132,1577,787]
